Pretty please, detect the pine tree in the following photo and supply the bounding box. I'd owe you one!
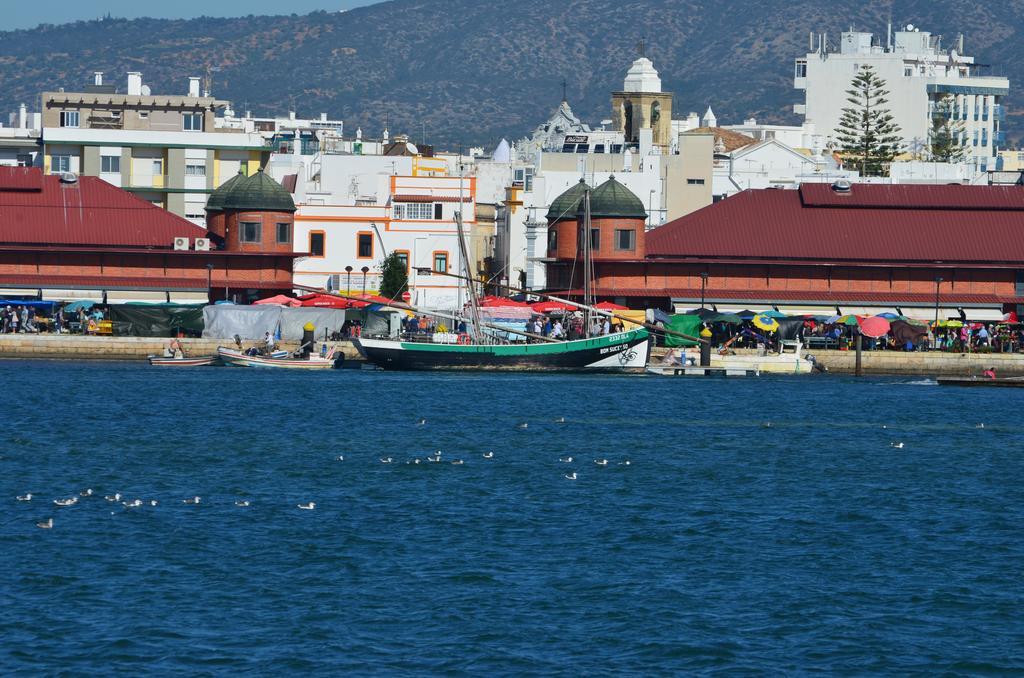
[835,66,903,176]
[929,95,967,163]
[378,252,408,300]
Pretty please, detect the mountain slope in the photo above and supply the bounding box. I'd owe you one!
[0,0,1019,148]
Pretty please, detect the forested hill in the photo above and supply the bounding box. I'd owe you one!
[0,0,1019,148]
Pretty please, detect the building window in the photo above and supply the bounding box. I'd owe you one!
[687,178,705,185]
[183,113,204,131]
[433,251,448,273]
[795,61,807,78]
[593,144,606,154]
[138,111,149,119]
[276,222,291,244]
[395,250,410,274]
[615,229,635,252]
[589,228,600,251]
[153,159,163,175]
[239,221,261,243]
[393,202,436,220]
[101,155,120,173]
[575,144,590,153]
[513,167,535,191]
[51,155,71,173]
[434,203,443,220]
[185,163,206,176]
[59,111,79,128]
[309,231,325,257]
[548,228,557,251]
[357,232,374,259]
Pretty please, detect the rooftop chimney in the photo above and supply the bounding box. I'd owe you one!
[188,77,201,98]
[320,112,327,121]
[94,72,103,86]
[127,72,142,96]
[289,111,296,121]
[18,103,27,129]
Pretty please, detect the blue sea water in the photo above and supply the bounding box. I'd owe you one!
[2,361,1023,674]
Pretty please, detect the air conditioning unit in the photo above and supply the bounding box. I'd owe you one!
[173,237,190,250]
[194,237,211,251]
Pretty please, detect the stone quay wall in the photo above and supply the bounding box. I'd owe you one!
[0,335,363,361]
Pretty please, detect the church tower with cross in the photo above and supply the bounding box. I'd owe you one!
[611,42,673,151]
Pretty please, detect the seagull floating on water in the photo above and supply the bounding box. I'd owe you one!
[380,457,394,464]
[761,422,773,429]
[618,460,632,466]
[516,422,528,429]
[297,502,316,510]
[36,518,53,530]
[105,493,121,502]
[594,459,609,466]
[976,423,985,429]
[417,418,427,426]
[149,500,158,506]
[451,459,464,465]
[336,455,345,461]
[890,442,905,449]
[482,452,494,459]
[234,500,250,507]
[183,496,201,505]
[79,489,93,497]
[554,416,566,424]
[559,456,573,463]
[122,499,142,508]
[54,497,78,507]
[16,493,32,502]
[565,472,577,480]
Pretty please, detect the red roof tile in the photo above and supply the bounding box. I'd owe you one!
[0,166,43,191]
[648,184,1024,264]
[0,274,286,290]
[0,167,207,248]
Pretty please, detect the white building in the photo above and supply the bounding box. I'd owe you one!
[795,26,1009,170]
[0,104,41,167]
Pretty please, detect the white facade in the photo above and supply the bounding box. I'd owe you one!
[0,104,41,167]
[711,138,857,198]
[267,153,477,310]
[795,27,1009,170]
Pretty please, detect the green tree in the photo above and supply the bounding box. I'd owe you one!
[378,252,408,300]
[929,95,967,162]
[835,66,903,176]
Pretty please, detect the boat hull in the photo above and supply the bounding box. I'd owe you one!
[148,355,219,367]
[355,329,651,372]
[217,347,341,369]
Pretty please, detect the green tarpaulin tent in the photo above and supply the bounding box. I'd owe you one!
[664,314,703,347]
[106,304,205,337]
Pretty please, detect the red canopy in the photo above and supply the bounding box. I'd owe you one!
[297,294,366,309]
[479,295,530,307]
[532,300,575,313]
[595,301,628,310]
[253,294,301,307]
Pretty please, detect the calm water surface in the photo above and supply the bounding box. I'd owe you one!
[2,362,1023,674]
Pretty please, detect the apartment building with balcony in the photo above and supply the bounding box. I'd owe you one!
[41,72,270,225]
[794,26,1009,171]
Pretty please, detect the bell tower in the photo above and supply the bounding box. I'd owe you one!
[611,48,673,151]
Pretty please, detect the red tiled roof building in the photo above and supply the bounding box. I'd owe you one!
[546,182,1024,319]
[0,166,297,302]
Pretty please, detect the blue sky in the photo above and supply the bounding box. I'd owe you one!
[3,0,385,30]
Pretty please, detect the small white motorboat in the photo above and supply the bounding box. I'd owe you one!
[217,347,342,370]
[148,355,220,367]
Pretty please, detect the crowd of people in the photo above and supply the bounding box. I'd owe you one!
[0,303,110,335]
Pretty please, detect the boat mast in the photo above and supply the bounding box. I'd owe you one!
[454,208,483,343]
[582,188,593,336]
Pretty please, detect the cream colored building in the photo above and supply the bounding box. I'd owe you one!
[41,72,269,225]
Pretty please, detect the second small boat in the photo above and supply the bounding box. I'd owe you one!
[217,347,344,369]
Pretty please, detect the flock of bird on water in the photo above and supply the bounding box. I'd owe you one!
[15,415,636,530]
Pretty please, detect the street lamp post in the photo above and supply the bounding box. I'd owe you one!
[361,266,370,297]
[934,276,944,349]
[205,263,215,303]
[699,272,709,310]
[345,266,353,295]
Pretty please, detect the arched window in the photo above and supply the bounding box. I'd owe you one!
[651,100,661,125]
[623,101,633,141]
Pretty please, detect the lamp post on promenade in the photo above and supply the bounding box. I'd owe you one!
[361,266,370,297]
[205,263,214,303]
[700,272,709,310]
[934,276,944,349]
[345,266,353,295]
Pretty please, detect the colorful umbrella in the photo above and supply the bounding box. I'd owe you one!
[837,314,862,326]
[761,310,788,319]
[479,295,529,307]
[858,315,891,338]
[253,294,300,307]
[594,301,629,310]
[752,314,779,332]
[710,313,743,324]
